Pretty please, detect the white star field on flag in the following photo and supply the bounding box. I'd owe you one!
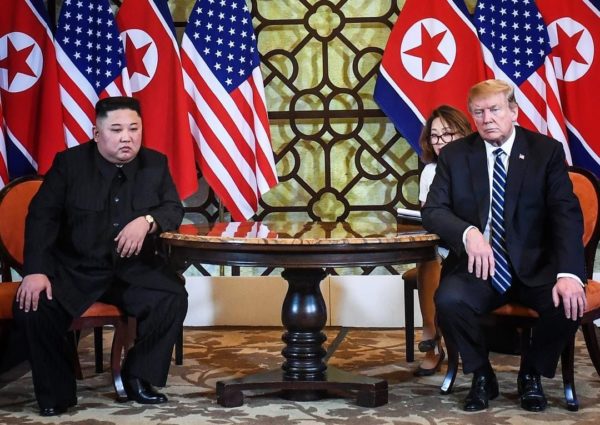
[184,0,259,90]
[475,0,551,84]
[55,0,125,92]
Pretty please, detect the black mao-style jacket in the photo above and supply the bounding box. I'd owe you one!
[24,141,185,316]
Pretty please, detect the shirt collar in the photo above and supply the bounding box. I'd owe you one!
[484,126,516,158]
[94,144,139,180]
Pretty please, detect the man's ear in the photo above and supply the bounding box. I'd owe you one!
[92,126,99,142]
[510,105,519,122]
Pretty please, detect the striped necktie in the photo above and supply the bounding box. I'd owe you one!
[491,148,511,293]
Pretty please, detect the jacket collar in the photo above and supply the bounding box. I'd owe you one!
[93,142,140,181]
[504,126,529,221]
[467,126,529,228]
[466,135,489,230]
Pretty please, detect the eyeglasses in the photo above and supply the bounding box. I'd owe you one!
[429,132,456,145]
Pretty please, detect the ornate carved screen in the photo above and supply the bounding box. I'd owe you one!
[165,0,422,225]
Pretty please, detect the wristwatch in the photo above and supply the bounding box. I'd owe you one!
[144,215,154,229]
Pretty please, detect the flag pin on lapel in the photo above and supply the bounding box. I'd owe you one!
[519,154,525,160]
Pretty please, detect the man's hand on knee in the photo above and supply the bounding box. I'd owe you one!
[552,277,587,320]
[16,274,52,313]
[465,228,495,280]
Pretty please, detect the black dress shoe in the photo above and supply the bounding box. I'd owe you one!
[463,372,499,411]
[123,376,168,404]
[517,373,547,412]
[39,405,70,416]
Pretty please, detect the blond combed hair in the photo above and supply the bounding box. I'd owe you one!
[468,79,518,112]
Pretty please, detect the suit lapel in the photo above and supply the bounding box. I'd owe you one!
[467,136,490,230]
[504,127,529,221]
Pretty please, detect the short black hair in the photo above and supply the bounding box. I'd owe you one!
[95,96,141,119]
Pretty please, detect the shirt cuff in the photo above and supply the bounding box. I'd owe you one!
[557,273,585,287]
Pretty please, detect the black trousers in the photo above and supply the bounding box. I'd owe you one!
[435,271,580,378]
[12,283,187,409]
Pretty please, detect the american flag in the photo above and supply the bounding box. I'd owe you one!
[474,0,571,161]
[55,0,131,147]
[180,0,278,221]
[207,221,277,238]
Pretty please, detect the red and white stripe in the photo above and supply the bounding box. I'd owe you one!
[481,48,571,163]
[181,35,278,221]
[55,45,131,147]
[207,221,277,238]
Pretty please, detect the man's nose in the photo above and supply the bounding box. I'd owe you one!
[482,109,493,122]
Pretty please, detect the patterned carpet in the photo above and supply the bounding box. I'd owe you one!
[1,327,600,424]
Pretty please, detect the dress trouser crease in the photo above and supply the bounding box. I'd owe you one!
[435,271,579,378]
[12,281,187,407]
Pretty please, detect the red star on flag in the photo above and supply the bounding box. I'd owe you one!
[403,24,449,78]
[556,25,588,74]
[125,35,152,78]
[0,39,36,86]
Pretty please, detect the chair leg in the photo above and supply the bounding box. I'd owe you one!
[581,322,600,376]
[111,317,130,402]
[561,335,578,411]
[440,333,459,394]
[94,326,103,373]
[404,282,415,363]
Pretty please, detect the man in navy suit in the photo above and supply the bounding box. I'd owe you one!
[422,79,587,412]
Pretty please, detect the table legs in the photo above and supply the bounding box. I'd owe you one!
[216,268,388,407]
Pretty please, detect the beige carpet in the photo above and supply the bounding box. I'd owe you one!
[1,327,600,424]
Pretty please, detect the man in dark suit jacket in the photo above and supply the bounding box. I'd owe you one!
[422,79,587,412]
[13,97,188,416]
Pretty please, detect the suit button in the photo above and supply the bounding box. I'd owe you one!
[114,197,119,203]
[113,223,119,227]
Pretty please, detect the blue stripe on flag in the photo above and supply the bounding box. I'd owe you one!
[5,138,36,179]
[29,0,52,26]
[374,74,423,155]
[567,128,600,179]
[152,0,177,39]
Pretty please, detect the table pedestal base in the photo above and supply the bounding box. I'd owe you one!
[216,366,388,407]
[216,267,388,408]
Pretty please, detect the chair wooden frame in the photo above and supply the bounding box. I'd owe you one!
[0,176,130,401]
[439,166,600,411]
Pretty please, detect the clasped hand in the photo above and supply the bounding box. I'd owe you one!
[115,216,151,258]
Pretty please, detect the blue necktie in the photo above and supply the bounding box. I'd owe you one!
[491,148,512,293]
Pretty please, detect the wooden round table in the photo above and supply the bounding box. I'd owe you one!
[161,220,438,408]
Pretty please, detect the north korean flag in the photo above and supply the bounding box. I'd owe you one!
[0,97,8,189]
[0,0,65,178]
[374,0,485,154]
[538,0,600,177]
[117,0,198,199]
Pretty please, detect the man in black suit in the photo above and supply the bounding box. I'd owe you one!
[422,79,587,412]
[13,97,188,416]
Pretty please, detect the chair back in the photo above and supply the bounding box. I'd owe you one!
[569,167,600,279]
[0,176,43,277]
